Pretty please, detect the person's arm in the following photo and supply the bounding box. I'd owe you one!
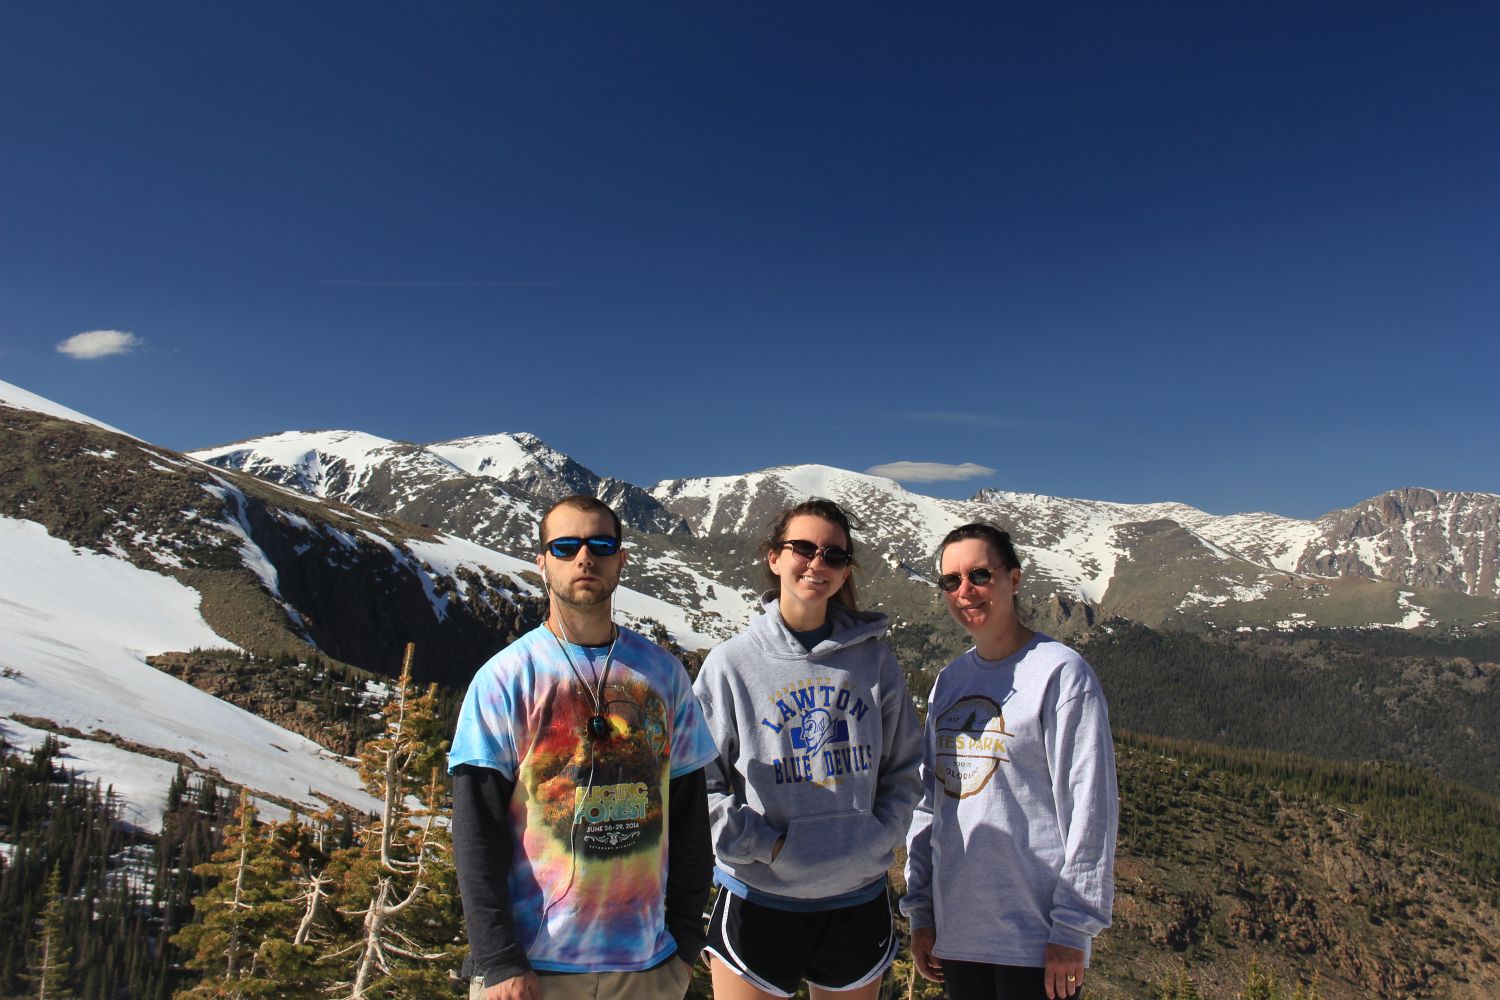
[452,763,534,989]
[665,767,712,965]
[1043,670,1118,955]
[693,659,782,865]
[869,649,925,850]
[901,710,941,982]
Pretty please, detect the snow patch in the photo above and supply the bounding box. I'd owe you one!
[0,378,138,438]
[0,516,379,829]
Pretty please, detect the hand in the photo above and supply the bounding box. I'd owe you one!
[1044,943,1084,999]
[911,926,943,983]
[487,971,542,1000]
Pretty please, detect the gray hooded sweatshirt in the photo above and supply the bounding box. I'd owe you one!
[693,594,923,906]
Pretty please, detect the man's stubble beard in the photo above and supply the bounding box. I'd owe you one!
[550,580,616,613]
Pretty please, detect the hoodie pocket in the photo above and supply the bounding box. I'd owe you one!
[772,809,894,894]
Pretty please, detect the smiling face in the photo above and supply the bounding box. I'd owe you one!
[768,513,852,621]
[939,537,1022,642]
[537,504,626,611]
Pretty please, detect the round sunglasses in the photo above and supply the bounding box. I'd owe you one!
[936,567,1001,593]
[777,539,853,569]
[545,535,621,559]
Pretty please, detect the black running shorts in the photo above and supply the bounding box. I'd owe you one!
[705,889,897,997]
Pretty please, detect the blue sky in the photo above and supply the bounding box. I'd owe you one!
[3,3,1496,520]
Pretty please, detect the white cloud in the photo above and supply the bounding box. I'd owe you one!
[865,461,996,483]
[56,330,143,359]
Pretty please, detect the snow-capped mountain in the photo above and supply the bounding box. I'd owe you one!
[0,381,736,831]
[186,416,1500,636]
[431,432,689,536]
[191,429,687,549]
[649,469,1500,632]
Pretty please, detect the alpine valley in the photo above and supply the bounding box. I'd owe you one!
[3,377,1498,999]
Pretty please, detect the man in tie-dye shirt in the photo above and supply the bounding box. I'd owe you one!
[451,495,718,1000]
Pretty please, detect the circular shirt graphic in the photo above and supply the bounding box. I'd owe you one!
[933,694,1012,798]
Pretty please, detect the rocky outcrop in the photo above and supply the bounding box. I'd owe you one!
[1302,488,1500,598]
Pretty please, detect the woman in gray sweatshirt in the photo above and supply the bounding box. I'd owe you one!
[694,498,923,1000]
[903,523,1117,1000]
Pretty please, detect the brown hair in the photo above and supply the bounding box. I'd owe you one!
[935,522,1021,573]
[538,495,623,550]
[763,498,860,613]
[936,522,1023,616]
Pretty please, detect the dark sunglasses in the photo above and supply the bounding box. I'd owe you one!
[545,535,621,559]
[937,567,999,593]
[778,539,853,569]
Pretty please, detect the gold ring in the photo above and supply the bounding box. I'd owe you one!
[1067,975,1077,982]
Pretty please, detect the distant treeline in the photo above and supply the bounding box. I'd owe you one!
[1116,729,1500,890]
[1082,624,1500,797]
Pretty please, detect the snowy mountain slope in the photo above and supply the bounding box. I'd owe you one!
[430,432,689,536]
[402,531,745,650]
[0,377,136,438]
[192,430,742,633]
[192,429,689,544]
[10,376,1499,644]
[1296,488,1500,598]
[653,468,1500,630]
[189,429,547,558]
[3,381,739,660]
[0,516,380,831]
[650,465,971,569]
[195,429,469,500]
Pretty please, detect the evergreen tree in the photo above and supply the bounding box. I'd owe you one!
[173,791,308,999]
[25,863,73,1000]
[169,794,338,1000]
[324,644,461,998]
[1238,958,1283,1000]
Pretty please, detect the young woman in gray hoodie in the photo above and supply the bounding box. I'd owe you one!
[694,498,923,1000]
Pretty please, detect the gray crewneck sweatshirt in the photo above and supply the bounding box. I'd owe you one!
[693,594,923,904]
[902,634,1118,965]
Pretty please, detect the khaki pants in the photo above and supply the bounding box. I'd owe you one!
[471,959,693,1000]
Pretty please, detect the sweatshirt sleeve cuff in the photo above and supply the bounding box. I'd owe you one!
[744,817,783,864]
[1047,921,1092,953]
[483,956,533,989]
[901,900,935,932]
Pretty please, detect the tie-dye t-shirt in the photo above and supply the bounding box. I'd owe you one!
[449,625,718,973]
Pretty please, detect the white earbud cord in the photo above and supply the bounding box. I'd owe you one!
[530,608,619,948]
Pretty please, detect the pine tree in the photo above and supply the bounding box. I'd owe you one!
[1290,975,1322,1000]
[26,863,73,1000]
[1239,958,1283,1000]
[173,791,304,999]
[324,644,461,999]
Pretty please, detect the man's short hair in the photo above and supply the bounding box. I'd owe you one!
[538,495,624,550]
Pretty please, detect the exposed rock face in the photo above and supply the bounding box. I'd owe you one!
[1301,488,1500,598]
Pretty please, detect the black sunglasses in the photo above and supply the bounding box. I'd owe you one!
[936,567,999,593]
[545,535,621,559]
[778,539,853,569]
